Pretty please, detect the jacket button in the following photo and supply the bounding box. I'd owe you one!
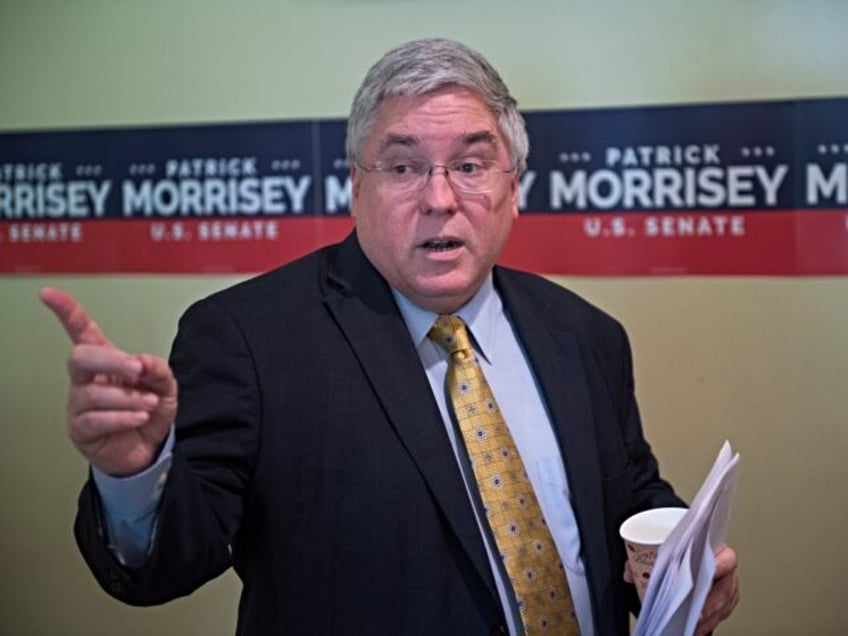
[489,626,508,636]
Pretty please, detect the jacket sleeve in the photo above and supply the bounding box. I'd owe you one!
[74,297,260,605]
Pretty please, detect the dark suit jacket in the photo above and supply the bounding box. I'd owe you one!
[75,232,682,635]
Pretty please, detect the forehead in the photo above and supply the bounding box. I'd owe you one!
[365,87,507,155]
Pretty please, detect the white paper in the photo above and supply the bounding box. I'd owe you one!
[632,440,740,636]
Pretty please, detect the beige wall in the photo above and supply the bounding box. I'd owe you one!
[2,1,847,634]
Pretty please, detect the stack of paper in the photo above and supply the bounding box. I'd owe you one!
[633,441,741,636]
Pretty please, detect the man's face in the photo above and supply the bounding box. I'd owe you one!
[350,86,519,314]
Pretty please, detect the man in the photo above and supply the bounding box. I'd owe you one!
[42,38,739,635]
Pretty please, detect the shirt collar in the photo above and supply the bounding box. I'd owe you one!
[392,274,500,362]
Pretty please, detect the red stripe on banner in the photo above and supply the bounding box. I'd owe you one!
[501,209,848,275]
[0,217,354,274]
[1,210,846,275]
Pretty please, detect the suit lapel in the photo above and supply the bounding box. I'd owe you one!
[495,268,616,633]
[322,234,499,603]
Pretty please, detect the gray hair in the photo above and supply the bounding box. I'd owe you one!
[346,38,529,172]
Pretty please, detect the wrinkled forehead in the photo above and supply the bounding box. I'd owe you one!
[365,89,507,158]
[375,130,503,157]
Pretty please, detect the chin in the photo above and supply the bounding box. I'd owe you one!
[413,283,476,313]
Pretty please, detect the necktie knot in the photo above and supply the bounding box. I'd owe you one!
[428,315,473,356]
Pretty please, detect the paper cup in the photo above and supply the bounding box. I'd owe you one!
[619,507,688,600]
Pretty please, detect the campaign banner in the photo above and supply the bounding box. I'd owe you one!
[1,97,846,275]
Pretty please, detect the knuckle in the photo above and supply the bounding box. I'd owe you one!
[67,414,94,444]
[68,344,89,366]
[76,383,102,408]
[65,352,79,375]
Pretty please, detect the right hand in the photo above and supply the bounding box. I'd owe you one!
[40,287,178,477]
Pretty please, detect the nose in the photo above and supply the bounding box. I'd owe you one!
[421,166,459,214]
[427,165,452,181]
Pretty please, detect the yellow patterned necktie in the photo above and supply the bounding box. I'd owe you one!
[428,315,579,635]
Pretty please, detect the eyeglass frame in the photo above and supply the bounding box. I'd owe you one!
[354,158,518,194]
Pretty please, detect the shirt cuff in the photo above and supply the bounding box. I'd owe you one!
[92,425,175,521]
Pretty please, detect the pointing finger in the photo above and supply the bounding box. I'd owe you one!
[40,286,113,347]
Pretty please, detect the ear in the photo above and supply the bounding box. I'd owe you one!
[349,164,360,217]
[509,172,520,219]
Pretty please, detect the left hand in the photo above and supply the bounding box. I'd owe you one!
[623,542,740,633]
[695,543,740,635]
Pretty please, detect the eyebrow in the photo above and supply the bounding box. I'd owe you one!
[379,133,419,151]
[378,130,501,152]
[462,130,500,148]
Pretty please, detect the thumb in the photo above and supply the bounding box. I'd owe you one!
[136,353,178,399]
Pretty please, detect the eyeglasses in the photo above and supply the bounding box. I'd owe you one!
[356,158,516,194]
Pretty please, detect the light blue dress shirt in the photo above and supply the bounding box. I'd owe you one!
[94,274,594,634]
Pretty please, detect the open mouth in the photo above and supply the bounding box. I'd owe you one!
[421,238,463,251]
